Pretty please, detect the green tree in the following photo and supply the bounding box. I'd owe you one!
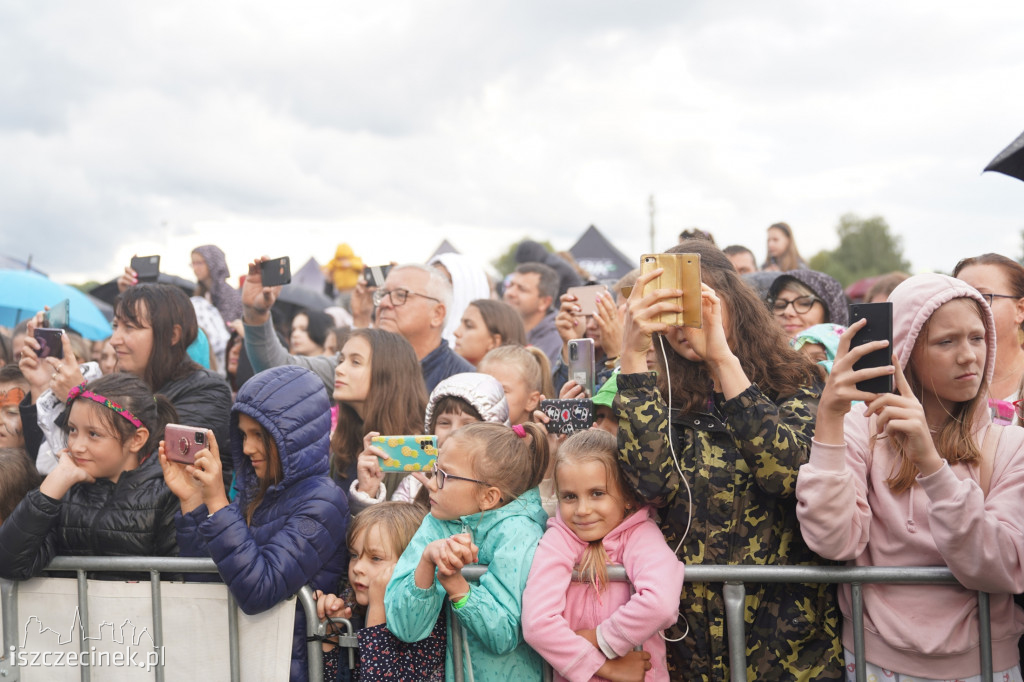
[491,238,555,277]
[808,213,911,287]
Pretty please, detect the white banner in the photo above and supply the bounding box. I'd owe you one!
[3,578,294,682]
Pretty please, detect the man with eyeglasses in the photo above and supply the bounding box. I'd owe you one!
[241,258,472,394]
[372,264,473,390]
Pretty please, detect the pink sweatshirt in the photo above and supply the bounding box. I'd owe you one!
[522,506,684,682]
[795,273,1024,678]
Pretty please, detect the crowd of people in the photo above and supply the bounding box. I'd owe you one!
[1,226,1024,682]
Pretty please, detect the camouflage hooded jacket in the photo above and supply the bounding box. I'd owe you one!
[613,371,843,682]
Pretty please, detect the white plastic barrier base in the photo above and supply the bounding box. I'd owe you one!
[2,578,294,682]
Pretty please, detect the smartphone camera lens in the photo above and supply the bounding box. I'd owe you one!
[195,432,205,444]
[569,345,578,361]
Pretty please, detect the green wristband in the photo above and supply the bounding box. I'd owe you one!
[451,589,470,610]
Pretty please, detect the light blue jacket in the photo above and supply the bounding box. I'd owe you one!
[385,487,548,681]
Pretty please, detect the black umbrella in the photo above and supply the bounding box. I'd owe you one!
[89,274,196,305]
[984,129,1024,182]
[271,283,333,319]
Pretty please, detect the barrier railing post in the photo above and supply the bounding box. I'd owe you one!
[75,570,90,682]
[296,586,324,682]
[722,582,747,682]
[450,605,465,682]
[978,591,993,679]
[226,591,240,682]
[149,570,165,682]
[1,579,20,681]
[850,582,866,682]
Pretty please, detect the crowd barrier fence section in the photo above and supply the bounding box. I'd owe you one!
[0,559,997,682]
[456,564,993,682]
[0,556,309,682]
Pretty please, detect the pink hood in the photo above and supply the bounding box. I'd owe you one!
[889,272,996,395]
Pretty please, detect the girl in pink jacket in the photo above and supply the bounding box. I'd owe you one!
[522,429,684,682]
[796,273,1024,680]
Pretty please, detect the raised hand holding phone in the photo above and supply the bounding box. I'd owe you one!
[241,257,282,325]
[620,266,683,374]
[816,316,894,445]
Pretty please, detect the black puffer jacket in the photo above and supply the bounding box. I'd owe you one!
[0,453,178,580]
[158,365,232,480]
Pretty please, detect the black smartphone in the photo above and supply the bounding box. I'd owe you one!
[260,256,292,287]
[568,338,596,397]
[540,399,594,435]
[44,299,70,330]
[131,255,161,282]
[849,302,893,393]
[363,265,392,289]
[34,328,64,360]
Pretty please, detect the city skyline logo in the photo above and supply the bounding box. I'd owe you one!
[11,607,164,672]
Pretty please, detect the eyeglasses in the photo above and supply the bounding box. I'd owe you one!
[428,462,490,490]
[980,293,1019,306]
[770,295,821,314]
[372,288,441,307]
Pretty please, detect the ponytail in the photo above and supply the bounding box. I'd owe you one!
[449,421,549,504]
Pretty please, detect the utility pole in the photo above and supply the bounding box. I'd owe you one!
[648,195,655,253]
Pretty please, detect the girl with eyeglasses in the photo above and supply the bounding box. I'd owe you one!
[386,421,550,681]
[954,253,1024,425]
[767,268,849,340]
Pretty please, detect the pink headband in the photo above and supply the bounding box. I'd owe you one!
[66,383,144,429]
[511,424,527,438]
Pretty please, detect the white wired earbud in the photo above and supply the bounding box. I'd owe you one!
[656,333,693,644]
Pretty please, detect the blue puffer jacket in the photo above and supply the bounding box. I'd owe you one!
[175,365,349,682]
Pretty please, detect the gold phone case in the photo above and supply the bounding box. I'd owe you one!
[640,253,702,328]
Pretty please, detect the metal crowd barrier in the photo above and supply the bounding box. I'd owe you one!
[454,564,994,682]
[0,556,328,682]
[0,559,998,682]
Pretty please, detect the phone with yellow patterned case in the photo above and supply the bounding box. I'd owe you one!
[372,435,438,473]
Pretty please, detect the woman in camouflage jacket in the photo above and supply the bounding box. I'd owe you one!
[613,242,843,681]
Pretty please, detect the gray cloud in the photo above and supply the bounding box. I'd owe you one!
[2,1,1023,282]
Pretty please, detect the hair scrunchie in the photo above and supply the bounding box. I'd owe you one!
[511,424,527,438]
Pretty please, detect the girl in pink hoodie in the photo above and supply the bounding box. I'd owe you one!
[796,273,1024,680]
[522,429,685,682]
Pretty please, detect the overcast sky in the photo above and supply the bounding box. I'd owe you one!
[2,1,1023,286]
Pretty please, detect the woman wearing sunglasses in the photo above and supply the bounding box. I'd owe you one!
[767,269,849,340]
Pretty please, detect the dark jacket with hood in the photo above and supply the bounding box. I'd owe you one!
[0,451,178,580]
[175,365,349,682]
[193,244,243,324]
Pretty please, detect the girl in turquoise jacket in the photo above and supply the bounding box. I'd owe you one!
[385,422,550,681]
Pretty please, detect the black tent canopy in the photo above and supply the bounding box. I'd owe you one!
[568,225,634,285]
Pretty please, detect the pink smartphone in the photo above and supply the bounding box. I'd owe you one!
[566,284,608,316]
[164,424,208,465]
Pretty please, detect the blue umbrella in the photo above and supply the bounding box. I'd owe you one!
[0,270,113,340]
